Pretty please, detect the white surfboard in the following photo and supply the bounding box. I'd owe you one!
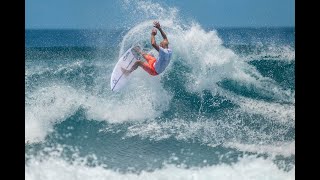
[110,46,140,91]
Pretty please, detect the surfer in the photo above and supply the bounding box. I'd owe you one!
[121,21,172,76]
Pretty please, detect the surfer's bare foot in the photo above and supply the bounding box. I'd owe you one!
[121,67,131,76]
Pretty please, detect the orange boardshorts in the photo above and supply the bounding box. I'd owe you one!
[141,54,158,76]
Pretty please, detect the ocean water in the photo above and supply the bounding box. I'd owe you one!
[25,1,295,179]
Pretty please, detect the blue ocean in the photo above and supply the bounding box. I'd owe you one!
[25,1,295,179]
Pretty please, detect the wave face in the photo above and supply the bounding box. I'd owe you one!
[25,0,295,179]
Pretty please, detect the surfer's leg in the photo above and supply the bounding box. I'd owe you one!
[121,60,144,75]
[131,61,143,72]
[140,62,157,76]
[133,47,147,56]
[122,56,157,76]
[142,54,156,64]
[140,54,157,76]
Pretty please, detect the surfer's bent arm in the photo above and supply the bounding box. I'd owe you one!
[158,27,168,41]
[154,21,168,41]
[151,30,160,52]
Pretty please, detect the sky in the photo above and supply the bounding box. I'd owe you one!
[26,0,295,29]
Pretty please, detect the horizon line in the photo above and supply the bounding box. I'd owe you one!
[25,26,295,31]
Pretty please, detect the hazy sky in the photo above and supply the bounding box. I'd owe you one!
[26,0,294,29]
